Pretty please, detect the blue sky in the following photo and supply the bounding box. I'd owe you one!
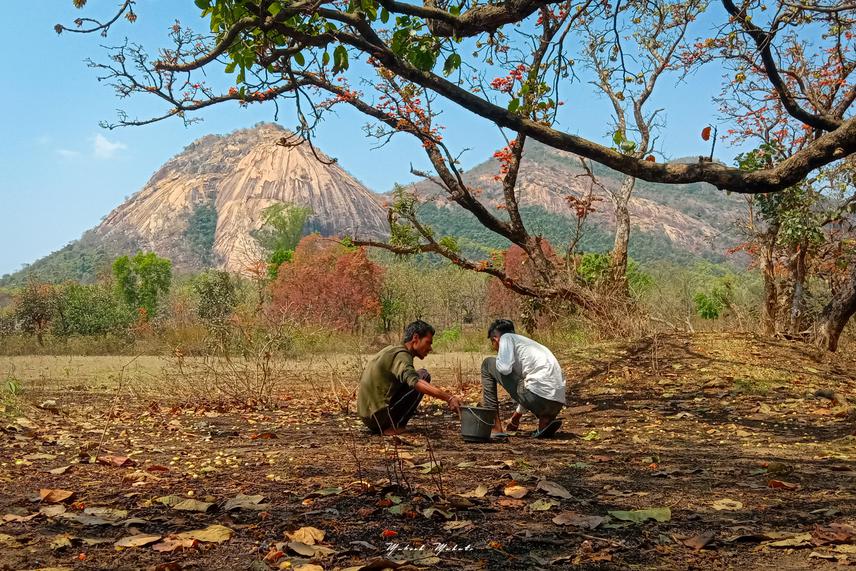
[0,2,733,277]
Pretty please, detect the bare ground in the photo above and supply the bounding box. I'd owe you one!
[2,333,856,570]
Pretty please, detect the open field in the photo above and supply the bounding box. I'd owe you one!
[2,333,856,570]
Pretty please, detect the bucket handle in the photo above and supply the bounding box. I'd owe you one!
[463,407,497,426]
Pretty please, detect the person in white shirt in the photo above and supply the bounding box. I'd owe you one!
[482,319,565,438]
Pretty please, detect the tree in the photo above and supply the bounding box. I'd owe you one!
[61,0,854,316]
[60,0,854,193]
[250,203,312,279]
[193,270,241,325]
[112,252,173,320]
[52,282,132,337]
[575,0,704,290]
[704,15,856,348]
[270,234,383,330]
[13,280,55,346]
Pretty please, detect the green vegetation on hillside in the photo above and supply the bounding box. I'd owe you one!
[0,232,127,287]
[417,203,728,265]
[184,203,218,266]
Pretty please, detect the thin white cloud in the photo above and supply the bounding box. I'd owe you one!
[57,149,81,158]
[36,135,52,145]
[92,134,127,159]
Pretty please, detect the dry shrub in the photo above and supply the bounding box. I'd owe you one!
[148,311,297,407]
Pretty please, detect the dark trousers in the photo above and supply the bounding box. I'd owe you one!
[361,382,425,434]
[481,357,563,419]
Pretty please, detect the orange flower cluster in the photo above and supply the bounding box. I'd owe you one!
[492,139,519,181]
[490,65,527,94]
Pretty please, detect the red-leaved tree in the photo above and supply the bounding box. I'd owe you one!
[486,242,561,332]
[270,235,383,331]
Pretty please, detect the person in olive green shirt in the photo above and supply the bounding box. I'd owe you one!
[358,320,462,435]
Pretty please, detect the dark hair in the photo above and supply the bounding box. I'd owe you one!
[403,320,435,343]
[487,319,515,339]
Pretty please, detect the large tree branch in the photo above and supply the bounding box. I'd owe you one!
[721,0,843,132]
[365,40,856,192]
[378,0,561,37]
[73,0,856,194]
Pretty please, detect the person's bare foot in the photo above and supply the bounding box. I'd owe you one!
[507,412,523,432]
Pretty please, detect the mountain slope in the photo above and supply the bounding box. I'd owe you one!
[402,141,744,262]
[2,126,746,287]
[95,123,388,273]
[2,123,388,285]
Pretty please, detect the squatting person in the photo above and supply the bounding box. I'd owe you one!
[481,319,566,438]
[357,320,462,435]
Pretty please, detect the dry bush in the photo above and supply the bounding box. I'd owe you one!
[146,313,297,407]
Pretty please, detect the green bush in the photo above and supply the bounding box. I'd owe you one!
[693,276,734,320]
[52,283,132,337]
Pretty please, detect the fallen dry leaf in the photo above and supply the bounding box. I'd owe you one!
[503,484,529,499]
[286,526,325,545]
[812,523,856,546]
[173,499,214,512]
[97,455,136,467]
[443,520,474,532]
[767,479,800,491]
[115,534,162,548]
[175,524,233,543]
[496,498,527,508]
[224,493,267,511]
[39,489,74,504]
[711,498,743,511]
[50,533,75,551]
[287,541,337,557]
[608,507,671,523]
[537,480,572,499]
[2,513,39,523]
[40,505,67,517]
[47,465,71,475]
[529,499,560,511]
[552,512,605,529]
[460,484,489,498]
[154,495,184,507]
[679,531,716,550]
[152,537,199,552]
[766,533,813,548]
[83,507,128,520]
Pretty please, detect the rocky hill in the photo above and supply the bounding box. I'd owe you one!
[403,141,744,262]
[1,124,746,286]
[94,123,388,273]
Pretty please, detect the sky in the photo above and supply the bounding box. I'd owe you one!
[0,2,736,277]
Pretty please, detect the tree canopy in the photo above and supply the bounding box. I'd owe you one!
[61,0,854,193]
[60,0,854,337]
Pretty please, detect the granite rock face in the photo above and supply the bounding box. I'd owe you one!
[95,123,388,272]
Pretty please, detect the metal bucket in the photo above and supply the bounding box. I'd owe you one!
[460,406,497,442]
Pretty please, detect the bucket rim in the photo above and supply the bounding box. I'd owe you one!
[461,406,497,413]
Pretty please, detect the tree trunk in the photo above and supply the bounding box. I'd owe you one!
[816,266,856,352]
[787,244,808,335]
[761,225,779,336]
[609,176,635,292]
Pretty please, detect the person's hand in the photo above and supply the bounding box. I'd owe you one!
[446,396,462,413]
